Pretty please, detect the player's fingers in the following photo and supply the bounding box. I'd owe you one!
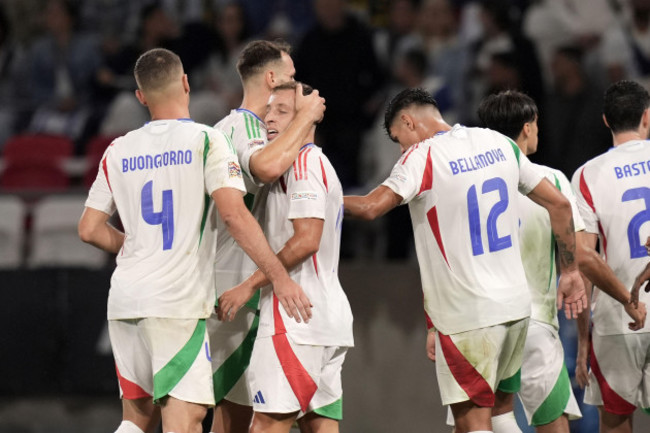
[645,280,650,293]
[301,295,313,319]
[281,298,294,319]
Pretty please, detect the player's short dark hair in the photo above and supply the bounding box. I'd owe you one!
[603,80,650,133]
[478,90,538,140]
[272,81,314,96]
[134,48,183,92]
[384,88,438,139]
[237,40,291,81]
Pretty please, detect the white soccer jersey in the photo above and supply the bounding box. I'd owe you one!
[518,163,585,329]
[214,109,268,303]
[85,119,245,320]
[572,140,650,336]
[382,125,543,335]
[257,144,354,347]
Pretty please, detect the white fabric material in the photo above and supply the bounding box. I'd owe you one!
[382,125,542,334]
[86,119,245,320]
[518,164,585,329]
[258,144,353,347]
[214,109,268,299]
[114,420,145,433]
[571,140,650,336]
[491,411,521,433]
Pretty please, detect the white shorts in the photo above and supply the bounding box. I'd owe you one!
[207,306,258,406]
[519,320,581,425]
[436,318,528,407]
[585,332,650,414]
[248,334,347,419]
[108,318,214,406]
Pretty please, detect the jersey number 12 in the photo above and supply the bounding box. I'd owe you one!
[467,177,512,256]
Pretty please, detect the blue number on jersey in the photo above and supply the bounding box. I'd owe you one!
[467,177,512,256]
[622,186,650,258]
[141,180,174,250]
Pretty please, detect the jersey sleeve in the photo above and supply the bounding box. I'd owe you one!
[85,149,117,215]
[227,113,267,187]
[555,170,586,232]
[204,130,246,195]
[381,145,426,205]
[517,152,544,195]
[571,166,599,234]
[285,150,327,220]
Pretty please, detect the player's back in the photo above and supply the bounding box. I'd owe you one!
[101,119,224,320]
[573,140,650,335]
[386,125,540,334]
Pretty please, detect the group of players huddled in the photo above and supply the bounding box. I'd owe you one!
[78,38,650,433]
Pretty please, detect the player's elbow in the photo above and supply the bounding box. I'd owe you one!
[78,219,96,244]
[254,165,282,184]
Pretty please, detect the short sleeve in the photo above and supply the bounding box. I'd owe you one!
[381,145,427,204]
[571,166,599,234]
[517,152,544,195]
[286,150,327,220]
[85,150,117,215]
[237,137,266,188]
[555,170,586,232]
[204,130,246,195]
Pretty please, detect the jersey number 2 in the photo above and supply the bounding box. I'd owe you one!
[141,180,174,250]
[467,177,512,256]
[623,186,650,258]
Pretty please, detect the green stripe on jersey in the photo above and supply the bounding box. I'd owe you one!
[531,364,571,426]
[244,113,252,139]
[213,311,259,403]
[313,398,343,420]
[506,137,521,164]
[199,132,211,246]
[153,319,206,403]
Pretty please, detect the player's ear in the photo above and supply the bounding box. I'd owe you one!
[400,113,414,130]
[602,113,609,129]
[266,69,275,88]
[182,74,190,94]
[135,89,147,106]
[641,108,650,130]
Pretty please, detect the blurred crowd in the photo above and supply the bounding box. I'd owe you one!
[0,0,648,255]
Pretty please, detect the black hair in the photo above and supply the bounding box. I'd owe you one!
[478,90,538,140]
[603,80,650,133]
[384,88,438,139]
[237,39,291,81]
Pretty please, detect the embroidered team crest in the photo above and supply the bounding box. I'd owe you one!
[228,161,242,178]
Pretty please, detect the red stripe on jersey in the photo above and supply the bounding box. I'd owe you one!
[301,147,312,180]
[312,254,319,276]
[271,333,318,412]
[319,157,328,192]
[590,340,636,415]
[401,144,417,165]
[579,169,596,212]
[425,311,434,330]
[418,148,433,195]
[273,294,287,334]
[102,156,112,192]
[426,206,450,267]
[115,364,150,400]
[438,333,494,407]
[293,161,299,181]
[279,176,287,193]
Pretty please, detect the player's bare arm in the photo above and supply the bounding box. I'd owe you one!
[343,185,403,220]
[78,207,125,254]
[575,241,593,389]
[631,261,650,310]
[218,217,322,322]
[578,231,646,330]
[249,85,325,183]
[212,187,312,323]
[527,178,587,319]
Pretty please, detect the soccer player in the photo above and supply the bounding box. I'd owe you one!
[572,80,650,433]
[78,48,310,433]
[208,40,326,433]
[476,90,584,432]
[217,81,353,433]
[344,88,587,433]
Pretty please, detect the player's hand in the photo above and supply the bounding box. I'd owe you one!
[557,270,588,319]
[631,262,650,309]
[575,344,590,388]
[295,83,326,124]
[426,331,436,362]
[624,300,647,331]
[217,282,256,322]
[274,277,312,324]
[645,236,650,255]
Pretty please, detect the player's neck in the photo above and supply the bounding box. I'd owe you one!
[240,87,270,120]
[148,104,190,122]
[612,130,647,147]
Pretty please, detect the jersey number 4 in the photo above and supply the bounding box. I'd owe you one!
[623,186,650,258]
[467,177,512,256]
[141,180,174,250]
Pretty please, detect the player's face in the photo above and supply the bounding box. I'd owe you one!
[272,52,296,88]
[526,116,539,155]
[265,89,296,141]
